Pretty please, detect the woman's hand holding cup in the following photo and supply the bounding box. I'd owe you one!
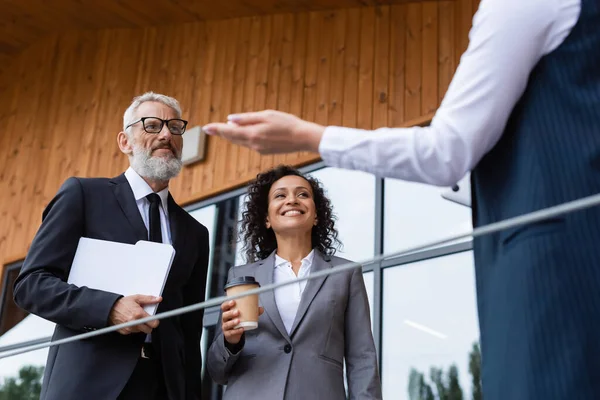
[221,299,265,344]
[221,300,245,344]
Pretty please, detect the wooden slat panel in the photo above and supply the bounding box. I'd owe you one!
[296,11,321,161]
[372,5,390,129]
[215,18,241,188]
[251,15,272,171]
[190,21,216,194]
[302,12,321,125]
[241,17,262,175]
[421,2,438,114]
[261,14,284,171]
[405,3,423,120]
[0,2,478,268]
[388,4,407,126]
[203,21,229,191]
[284,12,309,165]
[315,11,334,126]
[0,0,426,78]
[357,7,375,130]
[341,8,361,128]
[327,9,346,127]
[165,22,203,196]
[273,13,296,167]
[456,0,474,62]
[227,17,252,182]
[438,1,455,102]
[232,18,253,180]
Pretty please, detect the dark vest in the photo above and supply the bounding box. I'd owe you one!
[470,1,600,399]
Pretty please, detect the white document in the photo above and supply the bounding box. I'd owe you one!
[441,172,472,208]
[67,237,176,315]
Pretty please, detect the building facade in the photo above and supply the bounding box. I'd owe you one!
[0,1,481,398]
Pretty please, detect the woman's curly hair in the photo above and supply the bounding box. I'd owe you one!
[239,165,340,263]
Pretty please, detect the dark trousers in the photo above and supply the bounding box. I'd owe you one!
[118,345,167,400]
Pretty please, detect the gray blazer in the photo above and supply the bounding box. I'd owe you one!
[206,250,382,400]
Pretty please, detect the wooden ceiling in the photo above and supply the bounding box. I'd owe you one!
[0,0,412,78]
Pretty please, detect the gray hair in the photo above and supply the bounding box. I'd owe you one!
[122,91,182,132]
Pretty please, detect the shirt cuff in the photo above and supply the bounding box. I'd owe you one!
[318,125,358,168]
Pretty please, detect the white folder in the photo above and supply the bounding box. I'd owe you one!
[67,237,176,315]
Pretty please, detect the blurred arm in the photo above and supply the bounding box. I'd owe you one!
[13,177,122,331]
[319,0,579,186]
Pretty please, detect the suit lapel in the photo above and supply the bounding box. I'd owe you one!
[167,194,186,252]
[289,251,331,337]
[154,196,187,317]
[255,252,291,343]
[110,174,147,241]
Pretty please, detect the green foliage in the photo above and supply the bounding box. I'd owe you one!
[408,368,435,400]
[408,341,482,400]
[447,365,463,400]
[0,365,44,400]
[468,342,482,400]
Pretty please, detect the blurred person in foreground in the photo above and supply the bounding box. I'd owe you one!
[203,0,600,399]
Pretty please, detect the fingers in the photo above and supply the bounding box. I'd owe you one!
[202,123,232,137]
[222,308,239,324]
[258,306,265,316]
[117,323,155,336]
[146,319,160,329]
[221,300,235,312]
[224,327,245,342]
[133,295,162,305]
[222,316,242,332]
[221,302,243,338]
[222,312,244,344]
[136,323,153,335]
[226,110,272,126]
[203,123,252,147]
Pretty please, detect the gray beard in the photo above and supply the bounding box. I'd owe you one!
[130,142,183,182]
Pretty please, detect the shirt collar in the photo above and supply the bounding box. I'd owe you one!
[275,249,315,270]
[124,166,169,214]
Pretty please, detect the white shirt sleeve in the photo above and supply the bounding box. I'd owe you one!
[318,0,581,187]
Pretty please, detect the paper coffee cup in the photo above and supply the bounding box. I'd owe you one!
[224,276,261,331]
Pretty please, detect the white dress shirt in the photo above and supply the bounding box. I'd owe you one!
[124,166,172,245]
[319,0,581,187]
[124,166,172,342]
[273,250,315,334]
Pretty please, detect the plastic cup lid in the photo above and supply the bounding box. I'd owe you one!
[224,276,260,290]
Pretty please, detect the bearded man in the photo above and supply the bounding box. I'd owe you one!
[13,92,210,400]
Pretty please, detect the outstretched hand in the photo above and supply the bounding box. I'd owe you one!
[202,110,325,154]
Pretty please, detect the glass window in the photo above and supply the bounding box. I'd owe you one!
[307,167,376,262]
[188,204,218,297]
[0,314,53,380]
[234,167,376,265]
[381,251,479,400]
[234,193,248,267]
[0,263,28,335]
[188,204,218,372]
[362,271,374,332]
[383,176,472,254]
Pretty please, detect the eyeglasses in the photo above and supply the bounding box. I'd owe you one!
[125,117,188,135]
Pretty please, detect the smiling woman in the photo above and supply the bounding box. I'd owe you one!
[239,165,339,263]
[205,164,383,400]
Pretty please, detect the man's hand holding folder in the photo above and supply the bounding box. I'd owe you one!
[108,294,163,335]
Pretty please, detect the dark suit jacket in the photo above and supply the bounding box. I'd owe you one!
[13,173,209,400]
[207,250,382,400]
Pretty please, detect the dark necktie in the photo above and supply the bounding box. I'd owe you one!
[146,193,163,243]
